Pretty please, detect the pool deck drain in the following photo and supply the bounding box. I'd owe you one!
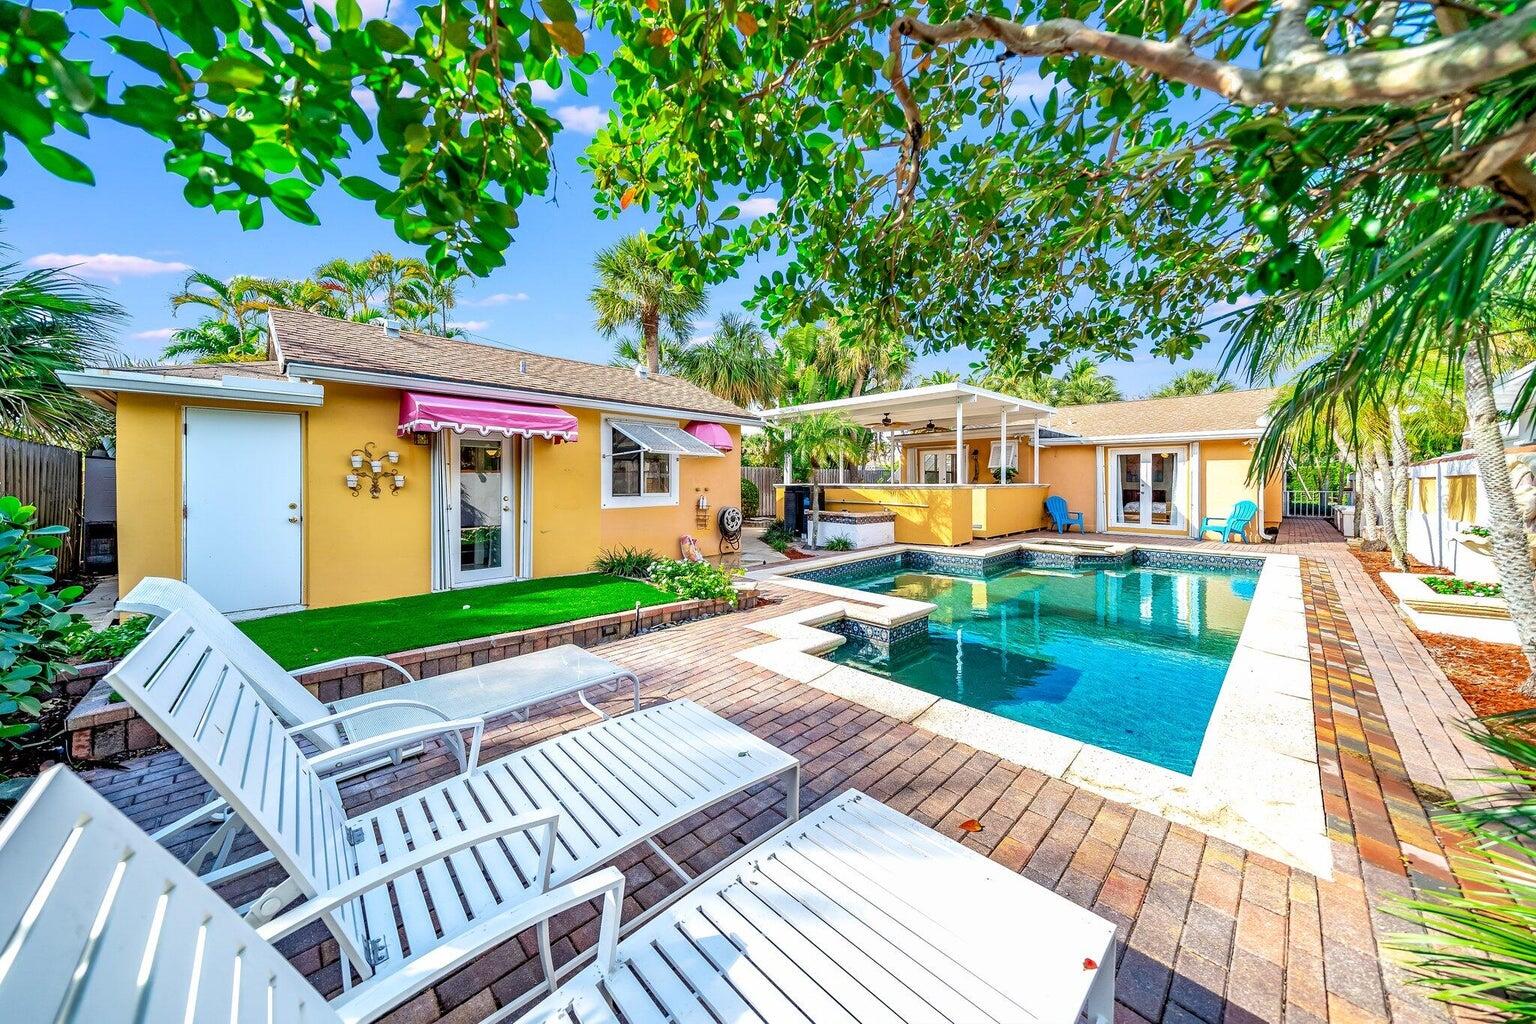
[742,546,1330,875]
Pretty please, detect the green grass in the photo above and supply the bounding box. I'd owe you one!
[238,573,679,669]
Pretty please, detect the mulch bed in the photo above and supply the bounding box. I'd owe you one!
[1347,544,1536,717]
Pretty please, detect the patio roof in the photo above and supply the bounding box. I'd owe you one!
[761,382,1055,431]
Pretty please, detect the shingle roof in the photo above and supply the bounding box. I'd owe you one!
[132,360,288,380]
[266,309,754,421]
[1043,387,1279,440]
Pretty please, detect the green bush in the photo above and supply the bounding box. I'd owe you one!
[0,496,87,744]
[824,536,854,551]
[740,477,760,517]
[1422,577,1502,598]
[67,614,151,662]
[647,558,739,604]
[592,545,660,578]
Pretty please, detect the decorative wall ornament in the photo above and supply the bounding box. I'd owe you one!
[348,442,404,498]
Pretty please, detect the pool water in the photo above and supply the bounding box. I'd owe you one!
[825,565,1258,773]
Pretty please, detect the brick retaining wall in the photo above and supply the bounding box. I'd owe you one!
[64,591,754,762]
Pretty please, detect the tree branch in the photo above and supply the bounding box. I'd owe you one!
[895,6,1536,109]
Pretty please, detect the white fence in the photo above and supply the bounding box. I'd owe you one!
[741,466,896,518]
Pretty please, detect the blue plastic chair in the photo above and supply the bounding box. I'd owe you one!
[1045,495,1085,534]
[1199,500,1258,543]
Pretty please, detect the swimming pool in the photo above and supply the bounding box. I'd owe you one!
[824,564,1258,773]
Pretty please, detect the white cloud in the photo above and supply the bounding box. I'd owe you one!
[450,320,491,333]
[131,328,176,341]
[469,291,529,306]
[554,105,605,134]
[528,81,560,102]
[737,197,778,220]
[1005,70,1057,103]
[27,252,192,283]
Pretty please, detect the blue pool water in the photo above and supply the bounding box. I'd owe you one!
[824,565,1258,773]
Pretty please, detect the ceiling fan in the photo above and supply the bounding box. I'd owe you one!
[879,412,911,428]
[909,419,942,434]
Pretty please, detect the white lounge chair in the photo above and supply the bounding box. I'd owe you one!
[118,576,642,772]
[513,789,1118,1024]
[0,765,627,1024]
[106,608,801,1011]
[0,769,1116,1024]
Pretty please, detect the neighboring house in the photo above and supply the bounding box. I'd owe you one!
[64,309,755,616]
[895,387,1283,540]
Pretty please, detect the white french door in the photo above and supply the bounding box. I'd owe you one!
[1111,448,1186,530]
[448,434,519,586]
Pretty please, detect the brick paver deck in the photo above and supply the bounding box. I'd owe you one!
[79,520,1497,1024]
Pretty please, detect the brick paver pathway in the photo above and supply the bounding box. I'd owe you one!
[80,520,1494,1024]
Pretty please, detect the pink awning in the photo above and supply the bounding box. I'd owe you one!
[399,391,579,442]
[683,421,733,451]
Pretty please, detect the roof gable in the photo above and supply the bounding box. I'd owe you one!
[267,309,754,421]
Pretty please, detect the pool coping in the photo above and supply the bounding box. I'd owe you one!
[741,542,1330,877]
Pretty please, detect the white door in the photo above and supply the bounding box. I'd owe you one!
[1111,449,1186,530]
[184,408,303,615]
[449,434,518,586]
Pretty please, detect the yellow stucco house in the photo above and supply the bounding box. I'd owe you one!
[64,310,757,616]
[769,383,1282,546]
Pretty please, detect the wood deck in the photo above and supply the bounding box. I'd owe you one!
[80,519,1497,1024]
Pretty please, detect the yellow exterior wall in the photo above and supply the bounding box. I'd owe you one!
[116,386,741,608]
[114,384,434,609]
[531,408,743,575]
[1036,447,1097,526]
[820,486,974,545]
[1200,439,1273,540]
[971,485,1048,537]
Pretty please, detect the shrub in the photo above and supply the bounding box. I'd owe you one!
[0,496,87,744]
[1423,577,1502,598]
[740,477,760,517]
[67,614,151,662]
[762,518,794,545]
[647,558,739,604]
[824,536,854,551]
[592,545,660,578]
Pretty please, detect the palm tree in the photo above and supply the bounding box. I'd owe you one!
[610,335,686,373]
[911,369,961,386]
[1149,369,1234,398]
[0,254,122,447]
[589,233,707,376]
[398,269,463,336]
[780,411,863,547]
[168,272,283,356]
[162,320,266,363]
[1053,358,1123,405]
[674,312,783,407]
[311,258,375,319]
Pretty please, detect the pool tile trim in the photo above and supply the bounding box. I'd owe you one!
[741,545,1330,876]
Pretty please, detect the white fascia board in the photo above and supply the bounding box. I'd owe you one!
[284,361,763,426]
[1036,429,1262,446]
[57,369,324,407]
[762,382,1055,420]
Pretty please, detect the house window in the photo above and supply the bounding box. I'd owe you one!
[921,452,957,484]
[602,417,719,508]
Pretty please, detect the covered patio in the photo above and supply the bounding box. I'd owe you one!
[764,383,1058,546]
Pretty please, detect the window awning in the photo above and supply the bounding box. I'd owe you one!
[399,390,579,442]
[611,419,724,457]
[683,421,733,451]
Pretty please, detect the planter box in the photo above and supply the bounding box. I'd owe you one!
[1380,572,1516,644]
[65,592,753,762]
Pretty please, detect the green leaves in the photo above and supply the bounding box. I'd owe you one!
[24,142,92,184]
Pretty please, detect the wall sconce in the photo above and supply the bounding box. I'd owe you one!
[349,441,405,498]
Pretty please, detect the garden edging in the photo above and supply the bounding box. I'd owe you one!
[63,592,752,761]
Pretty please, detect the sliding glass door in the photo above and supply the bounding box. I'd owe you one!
[1111,449,1185,529]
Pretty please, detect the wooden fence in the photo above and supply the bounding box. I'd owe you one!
[0,437,82,575]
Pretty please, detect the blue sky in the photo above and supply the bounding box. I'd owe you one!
[5,14,1229,398]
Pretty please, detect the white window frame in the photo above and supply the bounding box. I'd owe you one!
[988,441,1019,470]
[919,450,958,484]
[601,415,681,508]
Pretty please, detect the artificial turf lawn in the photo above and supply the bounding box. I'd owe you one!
[238,573,679,669]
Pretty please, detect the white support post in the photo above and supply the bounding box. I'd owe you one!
[955,399,965,485]
[780,424,793,519]
[999,410,1008,485]
[1033,419,1041,484]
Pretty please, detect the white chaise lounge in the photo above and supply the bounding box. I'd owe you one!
[106,608,801,1012]
[0,769,1118,1024]
[118,576,643,771]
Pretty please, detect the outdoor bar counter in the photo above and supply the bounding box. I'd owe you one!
[777,483,1050,546]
